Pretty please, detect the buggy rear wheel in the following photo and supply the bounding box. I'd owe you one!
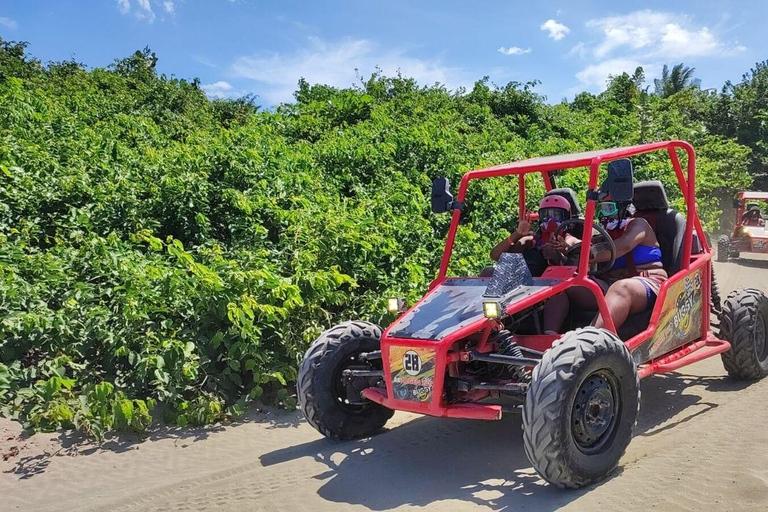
[720,289,768,380]
[297,321,394,440]
[522,328,639,489]
[717,235,730,262]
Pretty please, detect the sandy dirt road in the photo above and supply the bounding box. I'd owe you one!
[3,255,768,512]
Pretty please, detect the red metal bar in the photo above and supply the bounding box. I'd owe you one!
[637,334,730,379]
[438,141,695,282]
[360,388,503,420]
[668,145,707,255]
[541,170,554,192]
[475,322,495,352]
[518,173,526,220]
[436,206,462,283]
[513,334,559,352]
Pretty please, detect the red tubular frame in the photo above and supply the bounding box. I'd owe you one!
[373,141,725,421]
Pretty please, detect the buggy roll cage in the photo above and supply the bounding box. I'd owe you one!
[431,140,711,346]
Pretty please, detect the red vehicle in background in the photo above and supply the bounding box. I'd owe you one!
[718,191,768,262]
[297,141,768,489]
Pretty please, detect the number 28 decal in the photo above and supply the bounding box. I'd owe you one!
[403,350,422,376]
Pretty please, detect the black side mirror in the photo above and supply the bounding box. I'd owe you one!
[431,178,454,213]
[602,159,634,201]
[733,199,741,209]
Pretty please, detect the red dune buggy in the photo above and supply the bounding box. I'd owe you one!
[297,141,768,488]
[717,191,768,262]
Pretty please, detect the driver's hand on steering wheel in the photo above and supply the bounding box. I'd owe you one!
[542,234,567,262]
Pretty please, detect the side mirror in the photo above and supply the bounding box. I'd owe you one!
[602,159,634,201]
[431,178,454,213]
[733,199,742,209]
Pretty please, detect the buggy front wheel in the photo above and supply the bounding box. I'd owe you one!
[297,321,394,440]
[522,327,640,489]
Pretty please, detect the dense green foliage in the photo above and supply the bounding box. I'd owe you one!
[0,40,764,438]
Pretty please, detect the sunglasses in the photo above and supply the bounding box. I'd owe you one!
[597,201,619,218]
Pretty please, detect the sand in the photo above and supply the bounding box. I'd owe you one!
[2,255,768,511]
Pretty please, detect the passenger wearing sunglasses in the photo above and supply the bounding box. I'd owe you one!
[542,197,666,334]
[489,195,578,275]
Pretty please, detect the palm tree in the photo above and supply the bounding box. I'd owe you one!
[654,63,701,97]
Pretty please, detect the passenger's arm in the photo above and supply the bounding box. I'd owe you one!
[490,214,535,261]
[490,233,536,260]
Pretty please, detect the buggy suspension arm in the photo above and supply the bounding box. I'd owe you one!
[467,350,541,367]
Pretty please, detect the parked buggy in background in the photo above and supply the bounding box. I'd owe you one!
[718,191,768,262]
[297,141,768,489]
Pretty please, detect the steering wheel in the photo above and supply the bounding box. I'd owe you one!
[551,219,617,276]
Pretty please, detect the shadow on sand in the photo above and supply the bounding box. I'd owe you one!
[4,417,231,480]
[724,256,768,270]
[259,371,753,511]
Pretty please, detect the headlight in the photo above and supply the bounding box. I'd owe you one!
[737,226,749,236]
[387,297,406,313]
[483,301,502,319]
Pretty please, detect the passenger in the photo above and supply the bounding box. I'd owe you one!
[542,198,667,334]
[488,195,578,277]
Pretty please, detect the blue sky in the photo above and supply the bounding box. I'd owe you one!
[1,1,764,105]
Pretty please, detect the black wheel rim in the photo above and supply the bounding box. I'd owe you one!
[332,353,379,414]
[571,370,621,455]
[754,315,767,363]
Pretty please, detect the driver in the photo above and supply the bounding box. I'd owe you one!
[489,194,578,276]
[742,205,765,227]
[542,196,667,334]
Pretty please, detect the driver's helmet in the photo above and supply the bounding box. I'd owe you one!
[538,194,571,223]
[538,194,571,243]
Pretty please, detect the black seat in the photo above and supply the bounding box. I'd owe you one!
[632,180,686,275]
[545,187,581,217]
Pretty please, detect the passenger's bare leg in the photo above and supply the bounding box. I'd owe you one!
[543,293,569,333]
[543,286,601,333]
[594,279,649,330]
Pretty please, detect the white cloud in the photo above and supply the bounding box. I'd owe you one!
[116,0,155,22]
[566,42,588,58]
[541,19,570,41]
[0,17,18,29]
[194,55,217,68]
[202,81,237,98]
[135,0,155,22]
[497,46,532,56]
[575,58,660,90]
[586,10,744,59]
[163,1,175,14]
[570,10,745,94]
[231,36,471,104]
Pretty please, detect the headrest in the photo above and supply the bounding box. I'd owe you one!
[545,187,581,216]
[633,180,669,211]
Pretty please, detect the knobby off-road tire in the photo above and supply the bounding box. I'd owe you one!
[522,327,640,489]
[720,288,768,380]
[711,267,722,317]
[297,321,394,440]
[717,235,730,262]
